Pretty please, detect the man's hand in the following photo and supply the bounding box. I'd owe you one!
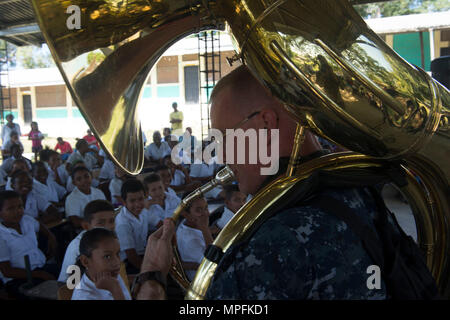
[141,218,175,276]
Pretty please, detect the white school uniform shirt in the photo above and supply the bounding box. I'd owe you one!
[1,123,21,148]
[144,141,171,161]
[58,230,86,282]
[33,178,66,203]
[23,189,52,219]
[71,273,131,300]
[0,215,46,283]
[171,169,185,186]
[215,206,235,229]
[147,193,181,221]
[65,186,106,219]
[67,150,98,170]
[109,177,123,204]
[115,206,151,260]
[176,222,206,281]
[99,159,115,181]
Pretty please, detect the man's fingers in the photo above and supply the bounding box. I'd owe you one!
[160,218,176,241]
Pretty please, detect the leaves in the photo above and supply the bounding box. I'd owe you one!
[354,0,450,18]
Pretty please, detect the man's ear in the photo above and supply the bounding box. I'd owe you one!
[260,108,278,130]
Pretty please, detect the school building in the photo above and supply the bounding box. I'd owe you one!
[1,11,449,140]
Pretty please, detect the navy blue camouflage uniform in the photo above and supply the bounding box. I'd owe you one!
[206,157,390,300]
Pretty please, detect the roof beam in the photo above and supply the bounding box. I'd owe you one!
[0,23,40,37]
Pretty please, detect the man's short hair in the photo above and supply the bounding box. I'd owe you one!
[0,190,21,211]
[143,173,161,188]
[9,131,18,138]
[121,178,145,201]
[84,199,114,223]
[71,165,91,180]
[75,138,88,150]
[223,184,241,201]
[172,102,177,108]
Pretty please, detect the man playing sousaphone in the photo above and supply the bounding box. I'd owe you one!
[133,66,439,300]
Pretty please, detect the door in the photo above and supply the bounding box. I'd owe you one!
[23,94,32,125]
[184,65,199,104]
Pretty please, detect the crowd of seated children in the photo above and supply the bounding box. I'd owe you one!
[115,179,159,274]
[4,158,30,191]
[144,174,180,222]
[0,190,59,299]
[109,165,130,207]
[33,161,67,212]
[189,156,224,200]
[72,228,131,300]
[65,166,106,230]
[11,170,60,225]
[58,200,115,283]
[1,144,32,175]
[176,195,213,281]
[144,131,171,168]
[210,184,247,237]
[66,139,100,171]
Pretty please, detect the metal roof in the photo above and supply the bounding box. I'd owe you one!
[0,0,395,47]
[0,0,42,46]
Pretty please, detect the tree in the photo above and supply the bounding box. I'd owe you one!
[0,40,17,69]
[354,0,450,18]
[15,44,55,69]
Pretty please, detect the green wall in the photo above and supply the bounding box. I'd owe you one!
[393,32,431,71]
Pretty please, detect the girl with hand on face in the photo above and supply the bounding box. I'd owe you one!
[72,228,131,300]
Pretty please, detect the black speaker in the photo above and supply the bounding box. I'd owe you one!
[431,55,450,90]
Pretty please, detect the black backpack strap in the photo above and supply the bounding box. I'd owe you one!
[309,194,385,271]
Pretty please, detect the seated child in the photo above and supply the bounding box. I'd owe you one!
[0,190,58,298]
[210,184,247,237]
[33,161,67,210]
[155,165,179,199]
[66,161,100,193]
[46,150,70,187]
[72,228,131,300]
[115,179,159,274]
[189,159,224,200]
[5,158,31,191]
[109,165,130,207]
[11,170,60,224]
[144,174,180,221]
[65,166,106,229]
[1,144,32,175]
[58,199,115,283]
[176,196,213,281]
[163,156,201,194]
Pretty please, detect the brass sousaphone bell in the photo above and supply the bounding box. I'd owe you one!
[32,0,450,298]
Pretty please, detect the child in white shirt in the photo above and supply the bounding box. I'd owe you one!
[58,199,116,283]
[33,161,67,210]
[115,179,159,274]
[144,174,180,223]
[210,184,247,237]
[72,228,131,300]
[155,165,180,199]
[0,190,58,298]
[65,166,106,229]
[176,196,213,281]
[109,165,130,207]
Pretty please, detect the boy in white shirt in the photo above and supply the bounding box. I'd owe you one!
[176,196,213,281]
[47,150,70,187]
[163,156,201,194]
[58,199,115,283]
[33,161,67,210]
[11,170,61,224]
[143,174,180,222]
[210,184,247,237]
[155,165,180,199]
[0,190,58,298]
[67,139,100,171]
[115,179,159,274]
[65,166,106,229]
[109,165,130,207]
[144,131,171,167]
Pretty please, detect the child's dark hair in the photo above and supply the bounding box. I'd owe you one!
[143,173,161,187]
[39,147,53,162]
[11,170,31,186]
[120,178,145,201]
[84,200,114,223]
[71,165,91,180]
[75,138,88,150]
[223,184,241,201]
[75,228,118,274]
[0,190,21,211]
[182,194,206,213]
[32,161,47,174]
